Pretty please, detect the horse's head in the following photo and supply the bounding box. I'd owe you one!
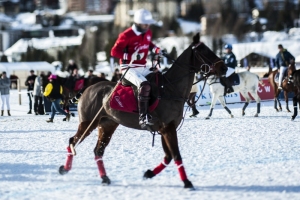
[189,33,227,78]
[288,62,296,75]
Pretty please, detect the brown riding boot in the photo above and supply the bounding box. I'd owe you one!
[1,110,3,116]
[138,81,153,129]
[7,110,11,116]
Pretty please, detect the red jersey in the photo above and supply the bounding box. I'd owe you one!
[111,25,160,69]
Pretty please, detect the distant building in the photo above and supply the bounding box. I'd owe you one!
[67,0,112,14]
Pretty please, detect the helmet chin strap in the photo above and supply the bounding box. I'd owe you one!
[134,23,147,33]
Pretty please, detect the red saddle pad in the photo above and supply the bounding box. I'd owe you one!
[110,83,138,113]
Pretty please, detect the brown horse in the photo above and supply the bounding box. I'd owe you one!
[57,76,109,115]
[58,33,226,189]
[268,62,297,112]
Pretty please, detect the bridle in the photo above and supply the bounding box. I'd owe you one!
[160,41,224,102]
[192,42,224,76]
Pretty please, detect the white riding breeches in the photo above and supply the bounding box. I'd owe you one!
[123,67,152,88]
[1,94,10,110]
[226,67,235,77]
[278,66,287,87]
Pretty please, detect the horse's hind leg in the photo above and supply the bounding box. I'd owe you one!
[59,120,99,175]
[291,96,298,120]
[249,90,261,117]
[94,118,119,185]
[147,122,193,189]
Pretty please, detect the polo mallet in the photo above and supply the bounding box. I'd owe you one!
[70,50,138,156]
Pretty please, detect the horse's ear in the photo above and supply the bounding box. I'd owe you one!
[193,33,200,43]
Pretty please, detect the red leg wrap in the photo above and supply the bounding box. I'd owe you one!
[175,160,187,181]
[95,156,106,177]
[153,158,170,175]
[64,146,73,171]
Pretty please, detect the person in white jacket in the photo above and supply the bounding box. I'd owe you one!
[0,71,11,116]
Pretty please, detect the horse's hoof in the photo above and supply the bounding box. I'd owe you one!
[230,114,234,118]
[287,110,291,113]
[58,165,69,175]
[242,112,245,116]
[205,116,210,120]
[143,169,155,179]
[291,116,296,121]
[254,113,258,117]
[101,175,111,185]
[71,113,75,117]
[183,179,194,190]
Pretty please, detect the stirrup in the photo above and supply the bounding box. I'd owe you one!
[139,114,154,126]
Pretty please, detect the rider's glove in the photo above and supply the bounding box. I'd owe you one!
[131,49,141,61]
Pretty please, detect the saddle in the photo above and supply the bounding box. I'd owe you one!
[110,73,162,113]
[274,70,288,83]
[220,73,240,87]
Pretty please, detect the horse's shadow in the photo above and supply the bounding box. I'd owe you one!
[84,182,300,193]
[199,185,300,193]
[0,163,58,182]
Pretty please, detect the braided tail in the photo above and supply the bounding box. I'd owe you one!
[69,87,87,104]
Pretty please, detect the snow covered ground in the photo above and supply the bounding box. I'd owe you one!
[1,90,300,200]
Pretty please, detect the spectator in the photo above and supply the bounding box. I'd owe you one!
[43,74,70,123]
[87,69,96,80]
[65,68,82,90]
[98,72,106,79]
[25,70,37,114]
[33,71,46,115]
[67,59,78,75]
[0,71,11,116]
[111,68,122,82]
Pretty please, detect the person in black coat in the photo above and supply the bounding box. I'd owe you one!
[25,70,37,114]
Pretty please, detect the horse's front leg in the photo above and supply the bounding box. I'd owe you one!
[284,91,291,112]
[205,92,219,120]
[274,96,282,112]
[218,96,233,118]
[94,120,119,185]
[149,122,193,189]
[58,120,99,175]
[143,136,172,178]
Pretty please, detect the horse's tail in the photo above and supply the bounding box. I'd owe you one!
[257,75,265,86]
[69,87,87,104]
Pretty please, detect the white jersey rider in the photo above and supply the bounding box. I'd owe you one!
[111,9,162,129]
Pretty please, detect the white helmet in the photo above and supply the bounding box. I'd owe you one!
[133,9,156,24]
